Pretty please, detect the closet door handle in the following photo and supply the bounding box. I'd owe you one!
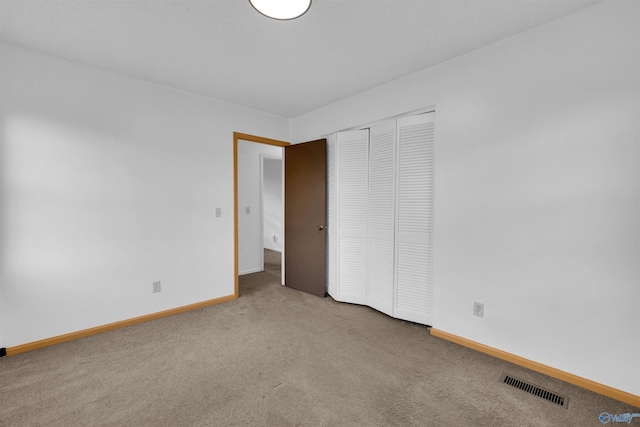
[316,225,325,231]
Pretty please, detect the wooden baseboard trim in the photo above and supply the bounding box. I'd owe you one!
[430,328,640,408]
[6,294,237,357]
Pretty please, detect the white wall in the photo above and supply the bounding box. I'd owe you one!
[291,1,640,396]
[262,157,283,252]
[0,43,289,348]
[237,141,282,274]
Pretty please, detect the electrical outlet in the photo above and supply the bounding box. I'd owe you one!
[473,302,484,318]
[246,207,251,214]
[215,208,221,218]
[153,281,161,293]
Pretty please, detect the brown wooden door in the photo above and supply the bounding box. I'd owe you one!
[284,139,327,297]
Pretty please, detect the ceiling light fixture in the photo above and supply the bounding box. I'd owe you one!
[249,0,311,20]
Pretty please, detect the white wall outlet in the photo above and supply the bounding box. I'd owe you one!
[246,206,250,214]
[153,281,161,293]
[215,208,221,218]
[473,302,484,317]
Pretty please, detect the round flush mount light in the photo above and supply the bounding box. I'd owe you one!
[249,0,312,20]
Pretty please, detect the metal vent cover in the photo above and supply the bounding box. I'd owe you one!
[500,373,569,408]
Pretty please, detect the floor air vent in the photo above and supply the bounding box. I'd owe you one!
[500,374,569,408]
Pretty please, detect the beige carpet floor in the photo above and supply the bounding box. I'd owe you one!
[0,249,637,426]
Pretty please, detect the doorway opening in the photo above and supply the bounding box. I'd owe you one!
[233,132,289,298]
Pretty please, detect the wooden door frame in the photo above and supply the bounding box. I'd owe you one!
[233,132,290,298]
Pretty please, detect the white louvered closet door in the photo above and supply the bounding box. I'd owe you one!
[366,121,396,316]
[394,113,435,325]
[336,129,369,305]
[326,133,338,299]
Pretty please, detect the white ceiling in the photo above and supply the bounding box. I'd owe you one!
[0,0,602,118]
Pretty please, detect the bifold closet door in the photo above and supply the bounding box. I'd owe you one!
[326,134,338,299]
[334,129,369,305]
[366,121,396,316]
[394,113,435,325]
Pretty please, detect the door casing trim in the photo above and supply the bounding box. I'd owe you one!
[233,132,290,298]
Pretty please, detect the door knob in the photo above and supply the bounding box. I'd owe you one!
[316,225,325,231]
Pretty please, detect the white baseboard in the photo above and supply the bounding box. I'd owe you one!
[239,267,263,275]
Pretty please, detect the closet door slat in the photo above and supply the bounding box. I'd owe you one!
[326,133,338,299]
[367,121,396,316]
[395,113,434,325]
[336,129,369,304]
